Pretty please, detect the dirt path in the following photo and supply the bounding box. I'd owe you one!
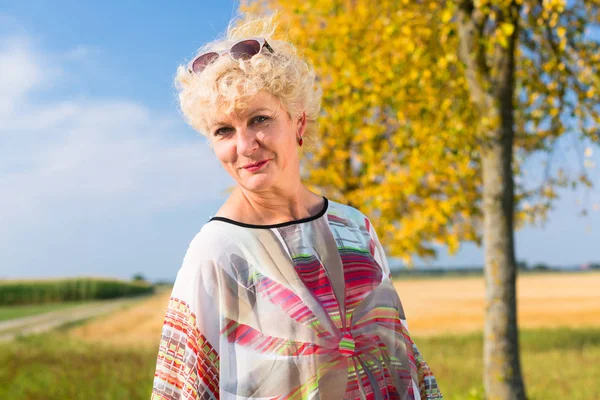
[0,297,146,341]
[68,291,171,349]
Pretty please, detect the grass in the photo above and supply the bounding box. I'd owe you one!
[1,326,598,400]
[2,272,597,399]
[415,326,600,399]
[0,301,96,322]
[0,333,157,400]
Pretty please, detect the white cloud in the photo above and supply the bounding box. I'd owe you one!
[0,37,52,116]
[0,34,233,235]
[62,45,96,61]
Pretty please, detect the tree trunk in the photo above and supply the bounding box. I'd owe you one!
[457,1,527,398]
[481,128,526,400]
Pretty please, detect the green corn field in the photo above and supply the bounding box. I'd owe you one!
[0,278,155,306]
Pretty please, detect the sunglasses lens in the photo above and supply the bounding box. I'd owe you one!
[191,52,219,73]
[230,40,262,60]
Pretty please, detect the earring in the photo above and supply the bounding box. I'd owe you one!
[298,137,303,147]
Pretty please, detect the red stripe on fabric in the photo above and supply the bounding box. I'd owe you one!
[155,297,219,399]
[221,319,328,357]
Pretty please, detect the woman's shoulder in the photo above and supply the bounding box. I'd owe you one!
[185,219,263,263]
[326,199,373,229]
[185,221,239,258]
[173,222,246,283]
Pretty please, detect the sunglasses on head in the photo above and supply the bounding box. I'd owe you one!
[188,38,275,74]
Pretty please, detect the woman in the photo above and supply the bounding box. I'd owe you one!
[152,16,443,400]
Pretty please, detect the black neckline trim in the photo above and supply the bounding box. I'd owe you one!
[208,197,329,229]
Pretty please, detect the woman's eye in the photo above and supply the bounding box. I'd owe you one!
[252,115,269,124]
[214,127,233,136]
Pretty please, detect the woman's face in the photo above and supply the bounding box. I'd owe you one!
[208,91,305,194]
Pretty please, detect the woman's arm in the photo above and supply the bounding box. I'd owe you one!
[364,215,444,399]
[151,240,221,400]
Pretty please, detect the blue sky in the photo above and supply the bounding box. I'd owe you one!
[1,1,598,282]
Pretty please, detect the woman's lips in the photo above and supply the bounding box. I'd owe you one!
[243,159,269,171]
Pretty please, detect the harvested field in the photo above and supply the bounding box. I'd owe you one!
[67,288,171,349]
[394,271,600,337]
[69,271,600,347]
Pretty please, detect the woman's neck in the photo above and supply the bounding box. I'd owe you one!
[223,186,323,225]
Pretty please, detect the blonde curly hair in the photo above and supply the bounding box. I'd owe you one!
[174,14,322,142]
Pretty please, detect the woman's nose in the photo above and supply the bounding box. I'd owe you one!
[236,128,259,155]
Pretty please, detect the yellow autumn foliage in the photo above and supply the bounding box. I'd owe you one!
[242,0,600,263]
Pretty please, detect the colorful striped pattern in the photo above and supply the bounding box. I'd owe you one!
[409,335,443,397]
[364,217,378,260]
[221,318,326,357]
[338,246,383,325]
[276,359,343,400]
[253,272,331,338]
[152,199,444,399]
[277,215,413,399]
[152,297,219,400]
[338,333,356,357]
[353,306,403,331]
[293,253,344,330]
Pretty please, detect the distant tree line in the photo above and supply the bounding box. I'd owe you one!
[390,260,600,276]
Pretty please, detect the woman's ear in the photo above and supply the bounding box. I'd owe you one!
[297,112,307,136]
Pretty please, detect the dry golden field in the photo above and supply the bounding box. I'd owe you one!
[395,271,600,337]
[69,271,600,348]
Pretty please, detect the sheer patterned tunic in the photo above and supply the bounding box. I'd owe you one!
[152,197,443,400]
